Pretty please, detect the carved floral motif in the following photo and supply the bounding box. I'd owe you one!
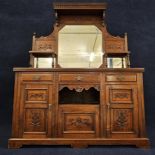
[106,44,122,50]
[29,93,46,100]
[37,43,53,51]
[68,117,91,128]
[114,93,129,99]
[30,111,41,127]
[114,110,129,130]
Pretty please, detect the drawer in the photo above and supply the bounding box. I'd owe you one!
[106,74,137,82]
[59,73,100,82]
[21,73,53,81]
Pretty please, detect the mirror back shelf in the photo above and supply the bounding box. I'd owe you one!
[29,3,130,69]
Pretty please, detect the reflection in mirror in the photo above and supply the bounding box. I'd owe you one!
[34,58,53,68]
[107,58,126,68]
[58,25,103,68]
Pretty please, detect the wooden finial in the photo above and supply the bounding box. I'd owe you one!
[32,32,36,51]
[102,11,106,26]
[125,32,128,52]
[55,11,59,26]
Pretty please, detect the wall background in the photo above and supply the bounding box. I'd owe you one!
[0,0,155,154]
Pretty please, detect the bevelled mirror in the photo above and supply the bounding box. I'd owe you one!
[107,57,127,68]
[58,25,103,68]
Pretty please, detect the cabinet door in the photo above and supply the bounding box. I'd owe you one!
[19,83,53,138]
[58,105,99,138]
[106,85,139,138]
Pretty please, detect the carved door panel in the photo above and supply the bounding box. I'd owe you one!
[106,85,139,138]
[58,105,99,138]
[19,83,53,138]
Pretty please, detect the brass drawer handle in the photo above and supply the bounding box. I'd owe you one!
[32,75,41,80]
[116,76,125,81]
[76,75,83,81]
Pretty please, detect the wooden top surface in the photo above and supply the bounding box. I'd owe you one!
[13,68,144,73]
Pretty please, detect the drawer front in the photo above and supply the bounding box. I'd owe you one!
[106,74,137,82]
[21,73,53,81]
[59,73,100,82]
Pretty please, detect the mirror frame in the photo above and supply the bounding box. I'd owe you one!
[53,8,106,68]
[58,25,103,68]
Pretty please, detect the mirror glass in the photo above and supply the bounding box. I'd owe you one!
[58,25,103,68]
[34,58,53,68]
[107,57,126,68]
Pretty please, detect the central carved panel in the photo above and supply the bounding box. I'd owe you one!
[64,113,95,132]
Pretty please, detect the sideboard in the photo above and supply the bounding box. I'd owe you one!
[8,68,150,148]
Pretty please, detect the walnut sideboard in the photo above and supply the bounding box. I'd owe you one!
[8,68,150,148]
